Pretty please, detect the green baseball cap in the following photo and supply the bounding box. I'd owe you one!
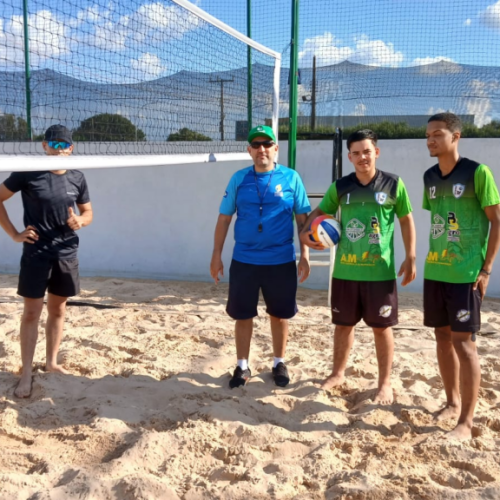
[248,125,276,143]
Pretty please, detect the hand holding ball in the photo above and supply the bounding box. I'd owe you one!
[309,215,341,248]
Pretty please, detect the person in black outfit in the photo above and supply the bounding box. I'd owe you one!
[0,125,93,398]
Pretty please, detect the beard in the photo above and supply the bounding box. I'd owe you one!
[255,157,271,168]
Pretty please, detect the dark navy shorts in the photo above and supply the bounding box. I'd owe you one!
[18,254,80,299]
[330,278,398,328]
[424,279,481,334]
[226,259,298,320]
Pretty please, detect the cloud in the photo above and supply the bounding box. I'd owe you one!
[0,3,201,80]
[299,32,461,71]
[69,5,115,28]
[411,56,455,66]
[414,59,462,75]
[299,32,403,67]
[126,2,200,44]
[350,36,403,67]
[466,99,491,127]
[427,107,447,115]
[353,103,367,116]
[83,20,128,51]
[480,1,500,30]
[299,33,352,66]
[0,11,69,68]
[78,6,102,24]
[462,79,496,126]
[73,2,200,54]
[130,52,167,79]
[464,18,472,26]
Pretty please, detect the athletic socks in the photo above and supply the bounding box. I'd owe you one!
[237,359,249,370]
[273,357,285,368]
[237,358,285,369]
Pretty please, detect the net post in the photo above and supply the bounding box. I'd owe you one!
[332,127,343,183]
[22,0,32,140]
[288,0,299,170]
[247,0,252,133]
[338,128,343,179]
[311,55,316,132]
[272,56,281,146]
[332,130,337,183]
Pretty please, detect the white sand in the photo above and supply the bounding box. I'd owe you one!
[1,275,500,499]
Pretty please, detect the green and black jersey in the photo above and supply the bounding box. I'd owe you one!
[423,158,500,283]
[319,169,412,281]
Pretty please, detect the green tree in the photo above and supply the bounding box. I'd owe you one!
[73,113,145,141]
[463,120,500,138]
[279,120,500,140]
[0,114,28,140]
[342,121,427,139]
[167,128,212,141]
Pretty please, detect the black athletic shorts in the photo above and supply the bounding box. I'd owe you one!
[18,254,80,299]
[330,277,398,328]
[423,279,481,334]
[226,259,298,320]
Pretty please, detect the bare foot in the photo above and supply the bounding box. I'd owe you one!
[447,422,472,441]
[320,373,345,390]
[45,363,70,375]
[373,384,394,405]
[14,374,33,398]
[434,404,460,422]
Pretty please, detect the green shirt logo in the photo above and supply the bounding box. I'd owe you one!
[345,218,366,242]
[431,214,445,239]
[452,183,465,198]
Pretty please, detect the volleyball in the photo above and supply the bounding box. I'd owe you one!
[309,215,341,248]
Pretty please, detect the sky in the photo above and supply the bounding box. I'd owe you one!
[199,0,500,68]
[2,0,500,78]
[1,0,500,130]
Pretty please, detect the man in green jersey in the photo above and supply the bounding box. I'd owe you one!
[423,112,500,440]
[299,129,416,404]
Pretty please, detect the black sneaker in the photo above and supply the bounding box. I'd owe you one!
[272,362,290,387]
[229,366,251,389]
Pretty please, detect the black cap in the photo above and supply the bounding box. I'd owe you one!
[44,124,73,144]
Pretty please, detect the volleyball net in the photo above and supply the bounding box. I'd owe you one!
[0,0,281,170]
[200,0,500,139]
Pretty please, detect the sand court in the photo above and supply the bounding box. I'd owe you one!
[1,275,500,499]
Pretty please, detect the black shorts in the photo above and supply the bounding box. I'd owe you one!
[18,254,80,299]
[330,278,398,328]
[226,259,298,320]
[423,279,481,334]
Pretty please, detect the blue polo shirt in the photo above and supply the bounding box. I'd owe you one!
[220,163,311,265]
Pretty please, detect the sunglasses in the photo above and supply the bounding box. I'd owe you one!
[250,141,275,149]
[48,140,71,150]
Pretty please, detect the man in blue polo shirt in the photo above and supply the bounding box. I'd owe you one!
[210,125,311,388]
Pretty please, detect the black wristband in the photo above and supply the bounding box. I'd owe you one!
[480,268,491,276]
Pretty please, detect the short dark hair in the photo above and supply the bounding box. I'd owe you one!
[347,129,378,150]
[428,112,462,133]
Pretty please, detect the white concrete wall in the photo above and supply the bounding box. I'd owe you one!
[283,139,500,297]
[0,160,248,283]
[1,139,499,297]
